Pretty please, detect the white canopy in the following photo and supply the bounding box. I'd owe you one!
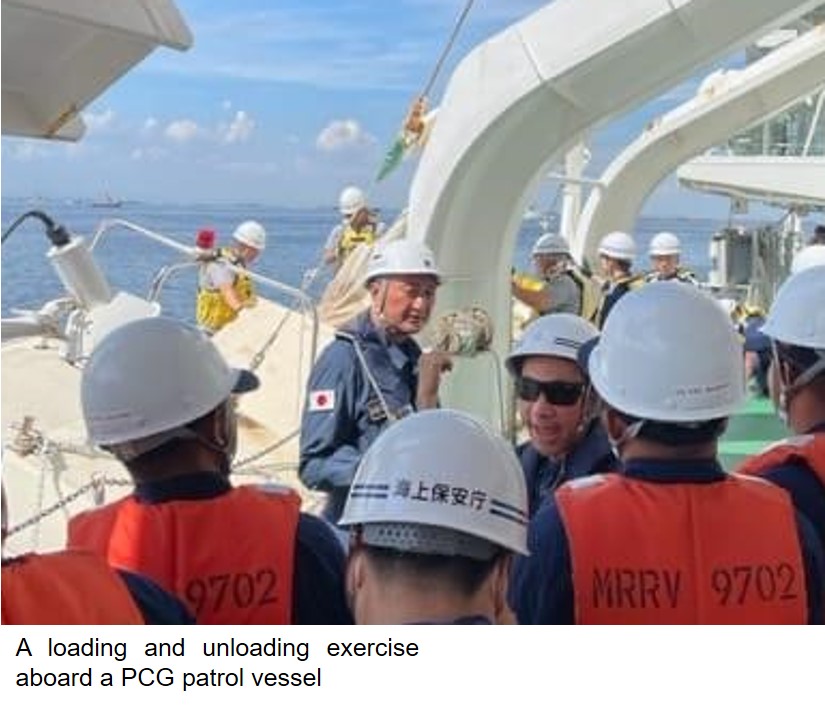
[572,25,825,263]
[407,0,823,432]
[2,0,192,140]
[678,155,825,209]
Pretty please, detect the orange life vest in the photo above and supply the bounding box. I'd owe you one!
[555,473,807,624]
[2,551,145,625]
[737,433,825,486]
[68,486,301,625]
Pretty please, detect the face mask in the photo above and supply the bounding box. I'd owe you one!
[606,418,645,459]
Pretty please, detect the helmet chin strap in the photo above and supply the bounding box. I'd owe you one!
[373,280,407,342]
[109,404,237,474]
[606,417,645,459]
[771,342,825,426]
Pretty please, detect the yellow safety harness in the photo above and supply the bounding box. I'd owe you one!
[338,223,378,260]
[196,248,255,333]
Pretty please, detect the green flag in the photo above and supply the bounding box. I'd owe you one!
[375,135,406,183]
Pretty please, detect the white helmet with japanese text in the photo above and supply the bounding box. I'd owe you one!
[339,410,528,558]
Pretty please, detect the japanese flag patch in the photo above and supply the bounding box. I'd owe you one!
[308,389,336,412]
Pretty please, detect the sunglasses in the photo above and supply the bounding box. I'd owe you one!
[516,376,586,406]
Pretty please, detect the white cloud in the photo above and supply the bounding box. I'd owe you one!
[83,108,116,132]
[221,110,255,144]
[222,99,232,111]
[164,119,202,143]
[131,146,168,161]
[10,140,52,161]
[142,117,159,134]
[315,119,374,152]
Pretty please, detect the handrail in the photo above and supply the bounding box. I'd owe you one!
[88,217,321,365]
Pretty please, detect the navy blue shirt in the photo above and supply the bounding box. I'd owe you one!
[118,570,195,624]
[597,276,641,328]
[517,420,617,517]
[299,310,421,521]
[509,458,825,624]
[133,472,352,625]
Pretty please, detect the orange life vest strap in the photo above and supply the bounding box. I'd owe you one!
[737,434,825,488]
[2,551,145,625]
[556,473,807,624]
[68,486,301,625]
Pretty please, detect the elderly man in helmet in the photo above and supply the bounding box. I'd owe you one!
[196,219,267,334]
[510,282,824,624]
[738,266,825,550]
[340,410,528,624]
[511,234,599,323]
[67,317,351,625]
[506,314,617,517]
[323,186,384,271]
[300,239,452,527]
[2,484,193,625]
[645,232,699,284]
[594,231,644,328]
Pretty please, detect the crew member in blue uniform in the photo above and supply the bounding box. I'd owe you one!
[505,313,616,516]
[67,317,351,625]
[738,266,825,549]
[299,239,452,525]
[594,231,644,328]
[510,283,824,624]
[339,410,528,624]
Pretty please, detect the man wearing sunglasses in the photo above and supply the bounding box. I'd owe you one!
[506,314,616,517]
[737,267,825,550]
[510,282,823,624]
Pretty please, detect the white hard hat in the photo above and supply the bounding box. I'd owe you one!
[364,239,441,284]
[82,317,258,447]
[791,245,825,274]
[588,282,744,421]
[233,220,267,251]
[599,231,636,261]
[761,266,825,350]
[339,410,528,557]
[648,232,681,257]
[531,233,570,257]
[339,185,366,216]
[506,313,598,376]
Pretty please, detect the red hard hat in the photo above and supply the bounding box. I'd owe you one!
[196,228,216,249]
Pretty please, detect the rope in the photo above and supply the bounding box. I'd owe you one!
[421,0,477,99]
[433,307,494,357]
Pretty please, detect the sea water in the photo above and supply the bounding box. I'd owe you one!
[0,196,802,321]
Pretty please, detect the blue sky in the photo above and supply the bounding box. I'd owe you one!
[1,0,761,216]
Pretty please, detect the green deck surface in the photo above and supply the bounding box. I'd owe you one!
[719,395,787,470]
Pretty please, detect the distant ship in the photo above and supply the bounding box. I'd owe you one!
[90,192,122,208]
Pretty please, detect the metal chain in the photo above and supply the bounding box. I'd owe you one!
[232,428,300,469]
[6,473,131,539]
